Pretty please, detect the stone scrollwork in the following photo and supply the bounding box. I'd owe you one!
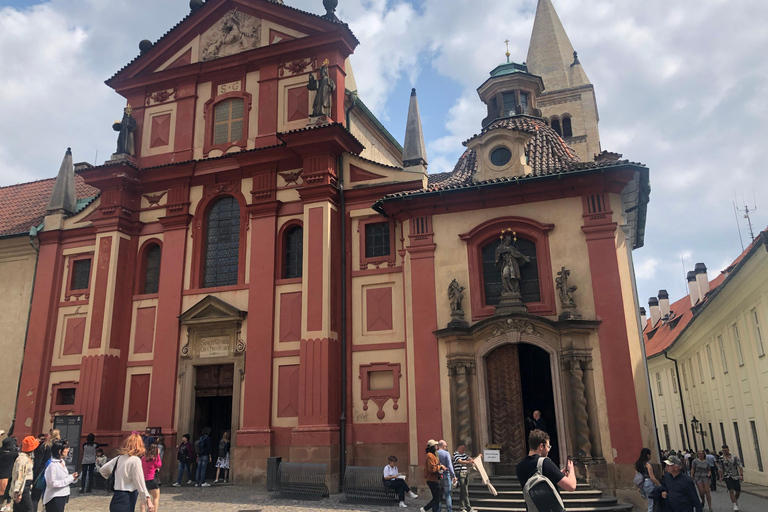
[180,330,191,358]
[490,318,542,338]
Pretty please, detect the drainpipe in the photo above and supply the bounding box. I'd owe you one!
[9,227,41,435]
[663,351,691,449]
[338,90,358,491]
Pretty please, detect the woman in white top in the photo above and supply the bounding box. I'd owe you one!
[42,440,78,512]
[383,455,417,508]
[99,435,153,512]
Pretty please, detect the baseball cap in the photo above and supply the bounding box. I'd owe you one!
[665,456,683,467]
[427,439,438,448]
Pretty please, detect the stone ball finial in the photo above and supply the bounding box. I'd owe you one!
[190,0,204,12]
[139,40,153,54]
[323,0,338,14]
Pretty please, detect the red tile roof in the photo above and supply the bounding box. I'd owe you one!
[0,175,99,237]
[644,229,768,357]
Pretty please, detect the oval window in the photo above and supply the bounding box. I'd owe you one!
[490,146,512,167]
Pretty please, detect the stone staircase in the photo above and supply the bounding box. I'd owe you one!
[452,476,633,512]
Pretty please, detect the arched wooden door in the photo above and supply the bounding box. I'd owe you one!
[486,344,526,474]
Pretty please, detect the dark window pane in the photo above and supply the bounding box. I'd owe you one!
[520,92,530,115]
[502,91,516,116]
[143,244,162,294]
[365,222,390,259]
[551,119,562,136]
[284,226,303,279]
[203,196,240,288]
[491,146,512,166]
[562,117,573,138]
[481,237,540,306]
[71,259,91,290]
[56,388,76,406]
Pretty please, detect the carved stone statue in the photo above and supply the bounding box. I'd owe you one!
[308,60,336,119]
[556,266,581,320]
[494,229,530,314]
[112,104,136,156]
[448,279,468,327]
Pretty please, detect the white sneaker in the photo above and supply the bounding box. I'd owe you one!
[213,479,219,483]
[420,508,427,512]
[409,491,418,499]
[201,483,211,487]
[187,480,194,485]
[172,483,180,487]
[733,504,738,511]
[399,502,408,508]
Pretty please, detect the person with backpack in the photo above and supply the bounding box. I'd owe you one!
[80,434,108,494]
[193,429,211,487]
[419,439,445,512]
[634,448,660,512]
[213,432,230,484]
[172,435,194,487]
[516,429,576,512]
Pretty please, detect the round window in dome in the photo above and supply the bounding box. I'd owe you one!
[490,146,512,167]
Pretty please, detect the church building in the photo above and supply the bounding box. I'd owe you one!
[10,0,654,490]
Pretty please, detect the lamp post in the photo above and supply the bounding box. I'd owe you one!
[691,416,707,452]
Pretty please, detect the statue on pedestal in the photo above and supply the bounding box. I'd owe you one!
[494,229,530,314]
[307,59,335,122]
[448,279,468,327]
[112,104,136,157]
[556,266,581,320]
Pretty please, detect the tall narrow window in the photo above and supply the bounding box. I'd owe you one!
[481,237,539,305]
[690,359,696,387]
[142,244,162,294]
[750,420,764,472]
[71,259,92,290]
[752,309,765,357]
[520,92,530,115]
[562,117,573,137]
[284,225,303,279]
[709,423,715,452]
[734,422,745,465]
[203,196,240,288]
[719,335,728,373]
[697,352,705,384]
[720,423,727,447]
[682,364,689,390]
[656,372,663,396]
[213,98,245,145]
[679,424,686,449]
[734,324,745,366]
[664,424,671,450]
[551,119,562,136]
[670,368,678,393]
[502,92,517,117]
[364,222,391,259]
[706,344,715,379]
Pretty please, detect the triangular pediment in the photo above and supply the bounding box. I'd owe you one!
[108,0,351,85]
[180,295,246,324]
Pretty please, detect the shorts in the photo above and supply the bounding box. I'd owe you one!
[215,455,229,470]
[145,479,159,491]
[724,478,741,492]
[694,476,709,485]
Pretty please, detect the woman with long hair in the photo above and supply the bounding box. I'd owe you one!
[690,450,712,512]
[634,448,660,512]
[31,431,58,512]
[420,440,444,512]
[79,434,107,494]
[99,435,153,512]
[140,445,161,512]
[42,440,77,512]
[214,432,230,484]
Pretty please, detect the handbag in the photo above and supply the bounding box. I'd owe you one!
[105,456,120,493]
[33,459,52,490]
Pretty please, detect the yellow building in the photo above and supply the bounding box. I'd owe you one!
[645,230,768,486]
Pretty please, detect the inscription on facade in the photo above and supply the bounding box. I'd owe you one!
[199,336,229,358]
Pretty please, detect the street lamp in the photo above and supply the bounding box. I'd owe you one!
[691,416,707,452]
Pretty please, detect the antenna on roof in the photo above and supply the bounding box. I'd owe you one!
[735,192,757,243]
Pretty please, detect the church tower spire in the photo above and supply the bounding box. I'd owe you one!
[402,88,428,170]
[46,147,77,215]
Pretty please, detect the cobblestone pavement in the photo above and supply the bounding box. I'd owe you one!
[696,483,768,512]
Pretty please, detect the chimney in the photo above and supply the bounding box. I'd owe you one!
[658,289,670,320]
[687,271,701,306]
[639,307,647,328]
[695,263,710,300]
[649,297,661,326]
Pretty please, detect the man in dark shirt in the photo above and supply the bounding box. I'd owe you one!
[532,411,548,433]
[516,429,576,510]
[660,456,703,512]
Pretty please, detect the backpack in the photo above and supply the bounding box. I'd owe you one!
[523,456,566,512]
[194,438,202,455]
[33,459,52,491]
[633,471,646,489]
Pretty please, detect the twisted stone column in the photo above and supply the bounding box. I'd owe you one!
[449,358,475,451]
[567,358,592,459]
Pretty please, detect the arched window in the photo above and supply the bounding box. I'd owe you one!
[481,237,540,305]
[562,117,573,138]
[213,98,245,145]
[550,119,562,136]
[203,196,241,288]
[142,244,162,294]
[284,225,303,279]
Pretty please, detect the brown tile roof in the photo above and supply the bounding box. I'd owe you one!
[0,175,99,237]
[644,229,768,357]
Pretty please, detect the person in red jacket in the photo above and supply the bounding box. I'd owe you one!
[172,435,194,487]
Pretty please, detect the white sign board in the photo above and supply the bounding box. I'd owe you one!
[483,449,501,463]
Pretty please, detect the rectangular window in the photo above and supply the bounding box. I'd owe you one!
[680,424,687,449]
[719,335,728,373]
[720,422,727,447]
[364,222,391,259]
[697,352,705,384]
[707,344,715,379]
[752,309,765,357]
[671,368,678,393]
[690,359,696,387]
[656,372,663,396]
[709,423,715,452]
[750,420,764,472]
[520,92,530,115]
[502,91,517,116]
[664,424,671,450]
[734,324,745,366]
[70,258,91,290]
[55,387,76,406]
[682,364,689,390]
[734,422,745,465]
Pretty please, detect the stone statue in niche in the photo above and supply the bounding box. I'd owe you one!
[200,10,261,62]
[556,266,581,320]
[307,59,336,120]
[112,104,136,157]
[494,229,530,314]
[448,279,468,328]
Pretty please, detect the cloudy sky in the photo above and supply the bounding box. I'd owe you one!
[1,0,766,309]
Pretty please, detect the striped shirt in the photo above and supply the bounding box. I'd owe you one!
[453,451,471,476]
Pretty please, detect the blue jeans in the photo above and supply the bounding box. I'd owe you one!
[177,462,194,484]
[437,477,453,512]
[196,455,209,484]
[642,478,655,512]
